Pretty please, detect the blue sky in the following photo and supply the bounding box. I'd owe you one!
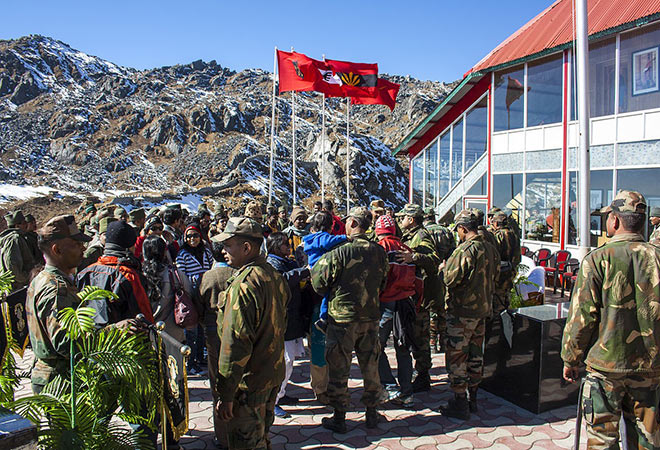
[1,0,551,82]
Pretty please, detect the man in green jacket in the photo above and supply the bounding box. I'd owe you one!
[214,217,290,450]
[0,210,36,292]
[562,190,660,449]
[26,215,91,393]
[311,206,389,432]
[491,211,521,314]
[440,210,499,420]
[396,203,440,392]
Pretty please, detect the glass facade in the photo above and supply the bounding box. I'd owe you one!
[412,154,423,206]
[464,97,488,173]
[568,170,613,246]
[451,119,464,186]
[493,174,523,228]
[439,132,450,198]
[425,140,438,208]
[494,65,525,131]
[525,172,562,243]
[589,38,616,117]
[619,23,660,114]
[527,55,563,127]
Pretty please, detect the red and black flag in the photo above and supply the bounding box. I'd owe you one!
[277,50,325,94]
[505,76,527,110]
[351,78,400,111]
[323,59,378,98]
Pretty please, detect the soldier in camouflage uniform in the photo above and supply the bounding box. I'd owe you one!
[0,211,35,292]
[440,210,499,420]
[78,217,116,271]
[423,207,456,354]
[24,214,43,267]
[562,190,660,449]
[490,211,521,314]
[396,204,440,392]
[649,206,660,245]
[311,206,389,432]
[214,217,290,450]
[472,209,499,250]
[26,215,91,393]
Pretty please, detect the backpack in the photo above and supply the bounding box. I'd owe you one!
[169,269,199,329]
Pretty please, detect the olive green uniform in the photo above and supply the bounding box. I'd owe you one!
[0,228,35,291]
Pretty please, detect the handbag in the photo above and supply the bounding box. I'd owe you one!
[168,268,199,329]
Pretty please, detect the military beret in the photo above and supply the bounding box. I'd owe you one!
[396,203,423,218]
[600,190,647,215]
[5,210,25,227]
[39,215,91,242]
[213,217,264,242]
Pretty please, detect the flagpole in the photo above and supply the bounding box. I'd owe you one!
[321,54,326,205]
[291,47,297,205]
[345,97,350,215]
[269,46,278,205]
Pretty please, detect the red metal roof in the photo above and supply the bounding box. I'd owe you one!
[466,0,660,76]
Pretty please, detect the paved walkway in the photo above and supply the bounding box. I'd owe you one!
[15,345,588,449]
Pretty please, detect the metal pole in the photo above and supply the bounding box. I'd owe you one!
[269,46,278,205]
[291,47,297,205]
[576,0,591,255]
[321,53,326,205]
[346,98,350,214]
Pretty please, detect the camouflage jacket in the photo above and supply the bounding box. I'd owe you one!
[25,231,43,267]
[401,225,441,309]
[650,225,660,245]
[26,265,79,386]
[425,223,457,262]
[478,226,499,253]
[216,255,290,402]
[561,233,660,374]
[0,228,35,291]
[443,234,500,319]
[311,234,388,323]
[494,226,521,282]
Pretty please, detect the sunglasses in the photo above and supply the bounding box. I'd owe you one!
[150,226,163,231]
[186,233,201,239]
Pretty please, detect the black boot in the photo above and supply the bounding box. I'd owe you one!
[412,371,431,393]
[365,407,382,429]
[321,410,347,433]
[439,393,470,420]
[468,386,478,413]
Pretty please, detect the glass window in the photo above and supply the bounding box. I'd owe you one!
[527,55,563,127]
[425,141,438,208]
[494,65,525,131]
[568,170,613,246]
[451,119,464,187]
[467,173,487,196]
[619,23,660,113]
[590,39,616,117]
[618,167,660,240]
[525,172,562,242]
[464,97,488,173]
[493,174,523,229]
[411,154,424,206]
[439,131,451,198]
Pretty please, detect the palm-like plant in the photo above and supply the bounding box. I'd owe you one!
[0,269,23,404]
[11,285,161,450]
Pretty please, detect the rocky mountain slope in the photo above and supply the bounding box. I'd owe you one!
[0,35,454,212]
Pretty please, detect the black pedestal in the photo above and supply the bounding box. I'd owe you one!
[481,304,580,414]
[0,406,37,449]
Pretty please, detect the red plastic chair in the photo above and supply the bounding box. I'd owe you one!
[544,250,572,293]
[534,248,552,267]
[521,246,530,257]
[560,258,580,298]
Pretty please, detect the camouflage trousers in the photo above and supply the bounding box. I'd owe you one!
[493,283,512,316]
[412,309,432,374]
[582,370,660,449]
[227,387,278,450]
[445,314,485,394]
[325,320,382,411]
[430,309,446,350]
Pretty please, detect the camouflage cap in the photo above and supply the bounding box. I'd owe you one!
[600,190,647,214]
[487,207,502,216]
[423,207,436,218]
[114,207,128,219]
[348,206,372,227]
[470,208,485,221]
[395,203,423,218]
[39,215,92,242]
[650,206,660,218]
[5,210,25,227]
[492,211,509,223]
[278,206,287,213]
[98,217,117,234]
[370,199,385,212]
[128,208,145,222]
[452,209,477,230]
[213,217,263,242]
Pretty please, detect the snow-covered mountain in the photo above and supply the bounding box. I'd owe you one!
[0,35,454,211]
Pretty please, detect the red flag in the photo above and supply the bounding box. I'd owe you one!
[505,76,529,110]
[351,78,400,111]
[323,59,378,98]
[277,50,324,93]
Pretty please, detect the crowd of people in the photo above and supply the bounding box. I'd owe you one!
[1,190,660,449]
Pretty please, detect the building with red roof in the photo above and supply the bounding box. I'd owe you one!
[395,0,660,251]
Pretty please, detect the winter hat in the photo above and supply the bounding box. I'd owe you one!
[144,216,163,232]
[290,207,307,223]
[244,201,263,220]
[105,221,137,249]
[184,224,202,236]
[375,214,397,236]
